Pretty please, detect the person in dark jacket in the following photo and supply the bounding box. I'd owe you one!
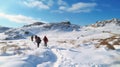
[35,35,41,48]
[35,35,38,40]
[31,35,34,41]
[43,36,48,47]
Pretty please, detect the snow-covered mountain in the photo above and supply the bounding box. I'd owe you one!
[3,21,80,40]
[0,26,10,33]
[89,18,120,27]
[23,21,80,31]
[0,18,120,67]
[1,18,120,40]
[80,18,120,50]
[2,18,120,40]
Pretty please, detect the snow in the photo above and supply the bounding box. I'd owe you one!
[0,21,120,67]
[0,31,120,67]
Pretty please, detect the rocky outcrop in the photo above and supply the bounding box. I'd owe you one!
[89,18,120,27]
[23,22,45,27]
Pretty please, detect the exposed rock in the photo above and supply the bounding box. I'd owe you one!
[89,18,120,27]
[23,22,45,27]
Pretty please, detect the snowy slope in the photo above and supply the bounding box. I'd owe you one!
[0,26,10,33]
[89,18,120,27]
[0,30,120,67]
[3,21,80,40]
[0,18,120,67]
[0,26,10,40]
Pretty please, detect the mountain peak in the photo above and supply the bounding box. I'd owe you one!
[111,18,118,22]
[23,22,45,27]
[90,18,120,27]
[59,21,71,25]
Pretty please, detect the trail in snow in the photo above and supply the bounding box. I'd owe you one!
[50,44,120,67]
[0,39,57,67]
[0,38,120,67]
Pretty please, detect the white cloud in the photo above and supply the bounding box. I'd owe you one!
[23,0,53,10]
[23,0,97,13]
[59,6,66,10]
[0,13,39,24]
[42,0,54,7]
[58,0,68,6]
[51,10,63,13]
[59,2,97,13]
[23,0,68,10]
[68,2,97,12]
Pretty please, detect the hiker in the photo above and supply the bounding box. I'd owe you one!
[35,35,37,41]
[31,35,34,41]
[35,35,41,48]
[43,36,48,47]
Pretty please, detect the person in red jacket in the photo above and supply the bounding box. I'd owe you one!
[43,36,48,47]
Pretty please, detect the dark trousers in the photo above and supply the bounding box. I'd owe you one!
[37,42,40,47]
[44,42,47,47]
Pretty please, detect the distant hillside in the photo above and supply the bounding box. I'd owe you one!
[3,21,80,40]
[2,18,120,40]
[0,26,10,33]
[89,18,120,27]
[23,21,80,31]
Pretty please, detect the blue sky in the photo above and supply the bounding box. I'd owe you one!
[0,0,120,28]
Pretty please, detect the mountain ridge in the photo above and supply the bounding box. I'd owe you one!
[2,21,80,40]
[89,18,120,27]
[0,26,10,33]
[0,18,120,40]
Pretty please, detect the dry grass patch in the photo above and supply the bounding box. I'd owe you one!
[98,36,119,50]
[106,44,115,50]
[57,41,67,43]
[1,44,20,54]
[57,40,76,45]
[0,42,7,44]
